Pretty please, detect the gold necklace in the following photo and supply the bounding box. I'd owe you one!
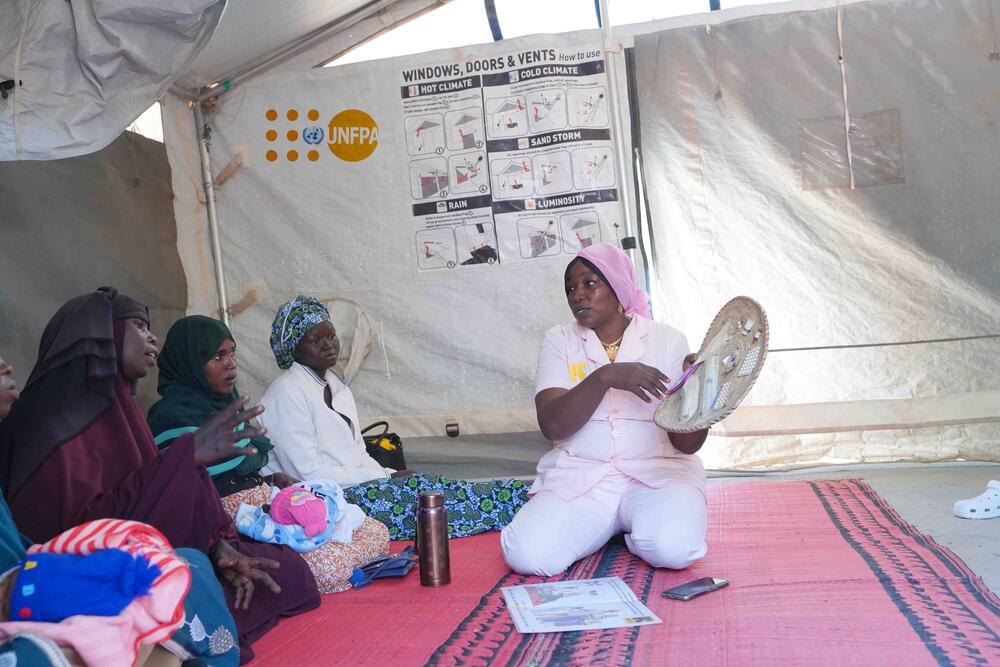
[601,333,625,362]
[599,317,632,363]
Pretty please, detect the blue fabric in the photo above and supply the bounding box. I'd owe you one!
[343,474,529,540]
[234,480,343,553]
[10,550,160,622]
[0,489,29,569]
[0,633,70,666]
[173,548,239,667]
[154,425,248,477]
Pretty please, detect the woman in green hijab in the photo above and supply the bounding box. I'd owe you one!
[147,316,390,594]
[148,315,295,501]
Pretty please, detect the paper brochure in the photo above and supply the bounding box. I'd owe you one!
[501,577,661,634]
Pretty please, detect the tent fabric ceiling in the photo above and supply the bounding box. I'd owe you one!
[0,0,226,161]
[173,0,396,93]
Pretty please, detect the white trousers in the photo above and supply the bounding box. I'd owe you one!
[501,471,707,577]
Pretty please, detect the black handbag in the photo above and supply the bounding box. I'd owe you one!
[361,421,407,471]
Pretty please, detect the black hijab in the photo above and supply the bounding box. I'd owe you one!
[0,287,148,495]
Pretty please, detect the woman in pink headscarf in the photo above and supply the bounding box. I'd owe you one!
[501,243,710,576]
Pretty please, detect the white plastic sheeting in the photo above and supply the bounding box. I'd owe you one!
[158,0,999,468]
[0,0,225,160]
[633,0,999,467]
[162,30,631,436]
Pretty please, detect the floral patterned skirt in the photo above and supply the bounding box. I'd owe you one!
[342,474,529,541]
[220,483,390,594]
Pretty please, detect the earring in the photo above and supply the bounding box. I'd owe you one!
[617,304,624,314]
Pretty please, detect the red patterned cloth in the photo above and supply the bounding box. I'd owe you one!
[250,481,1000,666]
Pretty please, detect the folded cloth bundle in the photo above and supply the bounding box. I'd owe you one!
[0,519,191,667]
[8,550,161,623]
[236,479,366,553]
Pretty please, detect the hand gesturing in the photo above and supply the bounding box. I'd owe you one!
[599,362,671,403]
[193,396,267,468]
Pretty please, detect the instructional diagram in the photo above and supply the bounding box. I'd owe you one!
[572,148,614,190]
[486,97,527,139]
[416,228,458,270]
[534,151,573,196]
[559,210,603,253]
[449,151,489,195]
[456,222,499,265]
[401,46,621,270]
[491,159,533,199]
[445,108,485,151]
[568,86,608,127]
[405,114,445,156]
[517,217,560,259]
[527,89,566,134]
[409,157,448,200]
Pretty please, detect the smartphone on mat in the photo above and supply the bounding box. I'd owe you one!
[662,577,729,601]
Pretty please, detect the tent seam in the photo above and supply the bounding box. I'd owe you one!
[837,5,855,190]
[13,0,30,155]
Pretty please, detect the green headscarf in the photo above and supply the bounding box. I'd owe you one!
[147,315,272,478]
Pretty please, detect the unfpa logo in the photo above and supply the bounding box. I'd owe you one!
[264,107,379,163]
[327,109,379,162]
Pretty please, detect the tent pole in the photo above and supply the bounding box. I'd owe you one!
[193,102,231,327]
[598,0,635,244]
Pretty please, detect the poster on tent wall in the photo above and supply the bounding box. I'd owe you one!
[165,30,628,435]
[399,47,620,269]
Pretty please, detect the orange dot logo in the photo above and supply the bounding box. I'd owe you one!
[265,129,277,141]
[308,109,320,122]
[287,109,299,121]
[265,109,277,121]
[287,150,299,162]
[265,150,277,162]
[327,109,379,162]
[307,150,319,162]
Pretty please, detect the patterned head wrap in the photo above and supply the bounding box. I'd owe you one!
[270,296,331,369]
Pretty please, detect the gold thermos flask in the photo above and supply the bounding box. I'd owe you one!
[415,490,451,586]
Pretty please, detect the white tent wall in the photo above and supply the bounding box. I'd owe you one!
[632,0,999,467]
[162,0,484,320]
[162,29,637,437]
[0,131,188,408]
[158,0,998,468]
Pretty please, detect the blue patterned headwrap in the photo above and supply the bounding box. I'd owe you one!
[270,296,331,369]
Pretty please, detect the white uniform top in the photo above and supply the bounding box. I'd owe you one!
[259,362,392,487]
[532,315,706,504]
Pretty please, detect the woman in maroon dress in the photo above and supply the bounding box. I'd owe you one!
[0,287,319,663]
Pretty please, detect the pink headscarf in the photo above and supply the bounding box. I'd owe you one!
[575,243,651,318]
